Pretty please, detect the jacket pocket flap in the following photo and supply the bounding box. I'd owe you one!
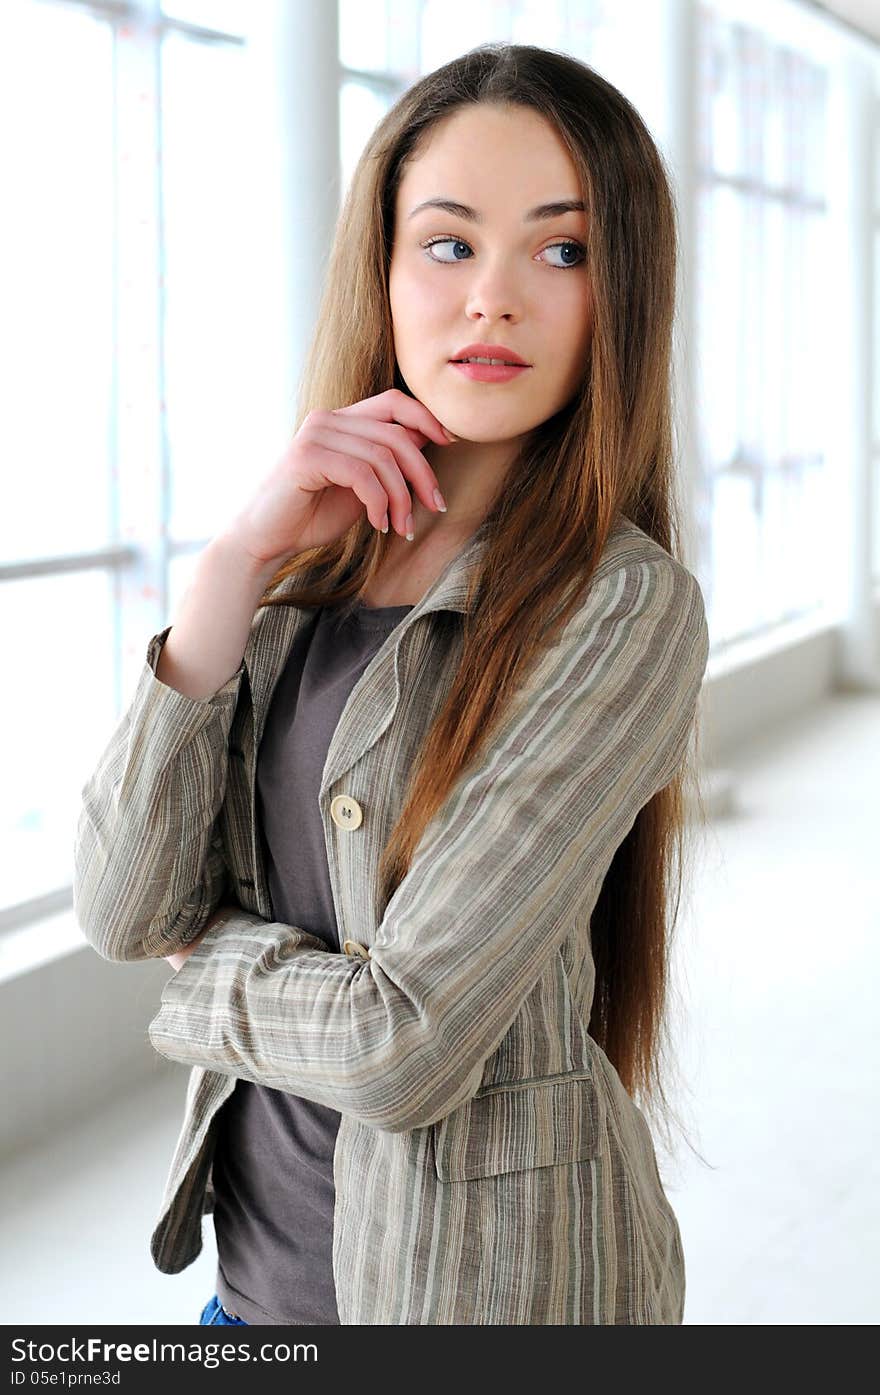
[432,1072,600,1182]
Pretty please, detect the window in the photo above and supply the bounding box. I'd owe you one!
[0,0,256,936]
[695,4,831,645]
[873,84,880,587]
[338,0,639,199]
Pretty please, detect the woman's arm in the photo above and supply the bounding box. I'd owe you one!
[164,910,216,972]
[73,534,282,964]
[153,531,281,702]
[147,557,710,1133]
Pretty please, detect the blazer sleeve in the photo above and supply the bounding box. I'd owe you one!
[73,626,245,962]
[147,556,710,1133]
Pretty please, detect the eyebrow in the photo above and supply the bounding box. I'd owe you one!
[407,197,586,223]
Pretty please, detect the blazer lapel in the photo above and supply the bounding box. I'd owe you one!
[243,519,491,791]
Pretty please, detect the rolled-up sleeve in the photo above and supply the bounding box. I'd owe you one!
[73,625,245,963]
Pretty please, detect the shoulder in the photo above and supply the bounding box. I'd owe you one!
[594,514,703,592]
[494,516,710,763]
[526,515,710,705]
[582,514,707,641]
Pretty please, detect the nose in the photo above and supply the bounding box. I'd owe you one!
[464,257,523,324]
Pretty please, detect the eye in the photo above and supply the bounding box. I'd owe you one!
[541,240,587,269]
[420,236,587,269]
[421,237,472,264]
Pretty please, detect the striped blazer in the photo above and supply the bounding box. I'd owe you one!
[73,512,710,1325]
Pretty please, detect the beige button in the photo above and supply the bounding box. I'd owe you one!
[330,794,363,830]
[343,939,371,960]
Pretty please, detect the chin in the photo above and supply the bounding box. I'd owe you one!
[462,421,534,443]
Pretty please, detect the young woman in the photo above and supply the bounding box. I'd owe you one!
[74,43,710,1326]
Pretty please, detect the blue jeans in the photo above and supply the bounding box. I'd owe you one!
[199,1293,249,1325]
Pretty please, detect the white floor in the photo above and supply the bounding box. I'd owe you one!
[1,1069,214,1326]
[1,690,876,1325]
[660,689,879,1324]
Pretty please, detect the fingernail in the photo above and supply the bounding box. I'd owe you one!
[381,513,389,533]
[405,513,414,541]
[433,488,447,512]
[443,428,458,442]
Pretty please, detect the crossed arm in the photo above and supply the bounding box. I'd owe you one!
[164,912,223,973]
[74,548,709,1132]
[142,560,710,1133]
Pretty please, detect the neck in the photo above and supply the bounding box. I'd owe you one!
[414,435,520,542]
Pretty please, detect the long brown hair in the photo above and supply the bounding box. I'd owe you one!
[255,43,707,1152]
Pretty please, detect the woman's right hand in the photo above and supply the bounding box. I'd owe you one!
[225,388,456,572]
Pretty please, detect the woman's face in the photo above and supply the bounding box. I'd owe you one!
[388,102,593,445]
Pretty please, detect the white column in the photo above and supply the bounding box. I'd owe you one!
[244,0,341,456]
[655,0,736,814]
[655,0,702,583]
[828,47,879,690]
[116,0,167,699]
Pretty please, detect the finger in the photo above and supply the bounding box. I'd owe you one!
[325,414,443,518]
[401,426,430,447]
[309,426,407,533]
[334,387,453,447]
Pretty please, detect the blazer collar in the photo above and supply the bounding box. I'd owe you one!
[244,520,492,788]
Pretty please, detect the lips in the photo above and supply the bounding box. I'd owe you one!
[454,357,523,366]
[451,342,529,366]
[450,361,529,383]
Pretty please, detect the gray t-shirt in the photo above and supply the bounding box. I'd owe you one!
[211,598,414,1325]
